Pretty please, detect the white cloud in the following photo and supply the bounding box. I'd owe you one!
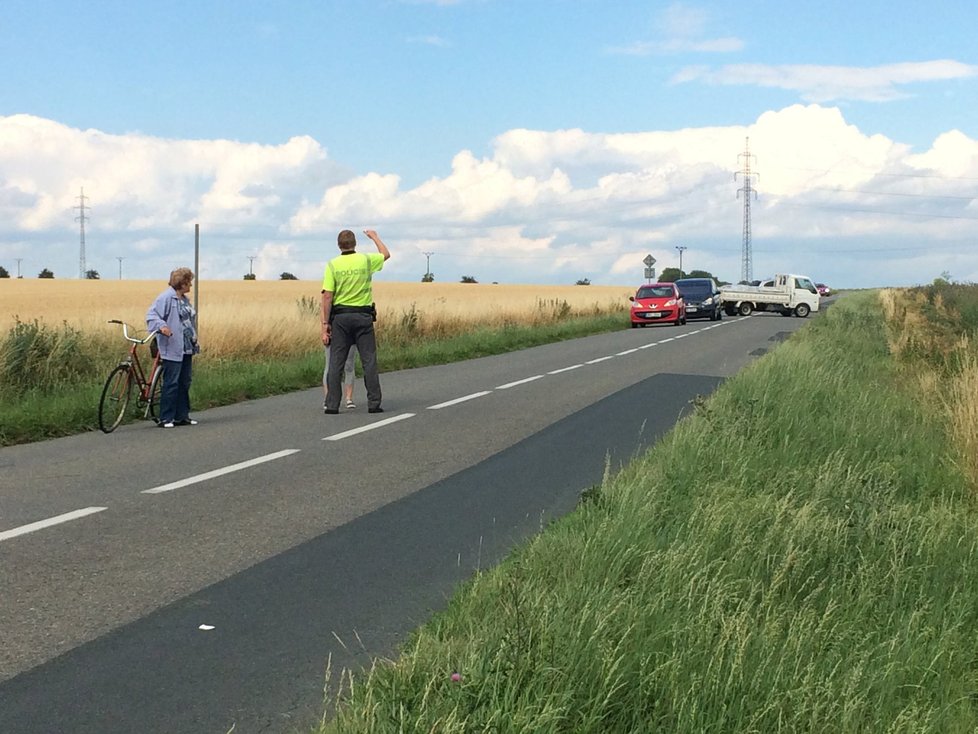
[1,106,976,288]
[610,2,743,56]
[673,60,978,102]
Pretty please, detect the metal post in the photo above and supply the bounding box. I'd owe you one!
[117,257,124,280]
[194,224,200,338]
[675,246,687,278]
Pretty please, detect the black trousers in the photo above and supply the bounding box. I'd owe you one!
[326,312,381,411]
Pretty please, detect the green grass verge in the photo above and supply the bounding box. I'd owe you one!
[0,313,625,446]
[318,292,978,733]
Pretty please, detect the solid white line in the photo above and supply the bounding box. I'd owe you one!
[325,412,415,440]
[548,364,583,374]
[496,375,544,389]
[0,506,108,542]
[585,355,616,364]
[428,392,492,410]
[142,449,301,494]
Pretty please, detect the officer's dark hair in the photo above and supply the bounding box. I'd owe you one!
[337,230,357,251]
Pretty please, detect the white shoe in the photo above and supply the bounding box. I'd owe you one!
[346,400,356,410]
[160,421,175,428]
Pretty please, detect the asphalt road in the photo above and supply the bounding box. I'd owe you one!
[0,311,811,733]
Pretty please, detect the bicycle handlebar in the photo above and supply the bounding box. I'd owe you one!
[108,320,159,345]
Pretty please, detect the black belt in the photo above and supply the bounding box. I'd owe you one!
[332,305,373,315]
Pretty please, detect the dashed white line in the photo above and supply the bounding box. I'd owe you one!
[658,337,674,343]
[142,449,301,494]
[548,364,584,374]
[325,412,415,439]
[0,506,108,542]
[428,391,493,410]
[585,355,616,364]
[496,375,545,389]
[615,348,639,356]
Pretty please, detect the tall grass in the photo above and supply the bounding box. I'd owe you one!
[317,291,978,733]
[880,282,978,492]
[0,318,102,393]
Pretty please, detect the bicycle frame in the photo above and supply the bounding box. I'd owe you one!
[108,320,161,417]
[118,330,160,406]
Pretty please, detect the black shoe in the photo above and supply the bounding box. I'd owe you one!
[324,409,339,415]
[368,407,384,414]
[174,419,198,426]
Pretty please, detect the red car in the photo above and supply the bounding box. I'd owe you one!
[629,282,686,327]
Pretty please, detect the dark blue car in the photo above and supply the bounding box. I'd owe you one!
[674,277,723,321]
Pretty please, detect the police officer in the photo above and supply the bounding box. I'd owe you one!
[321,229,390,414]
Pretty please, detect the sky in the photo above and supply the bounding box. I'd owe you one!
[0,0,976,288]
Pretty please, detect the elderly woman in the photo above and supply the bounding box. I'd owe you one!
[146,267,200,428]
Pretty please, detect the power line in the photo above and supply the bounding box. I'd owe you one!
[74,187,89,279]
[806,186,977,201]
[735,137,758,283]
[770,200,978,221]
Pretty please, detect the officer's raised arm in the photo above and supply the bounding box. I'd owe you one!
[363,229,390,261]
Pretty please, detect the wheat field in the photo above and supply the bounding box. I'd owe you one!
[0,279,634,359]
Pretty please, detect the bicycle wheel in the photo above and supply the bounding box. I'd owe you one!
[147,364,164,422]
[98,365,133,433]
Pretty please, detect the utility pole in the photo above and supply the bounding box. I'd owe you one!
[74,188,90,278]
[675,245,687,278]
[735,137,758,283]
[15,258,23,278]
[247,255,257,276]
[422,251,434,280]
[117,257,124,280]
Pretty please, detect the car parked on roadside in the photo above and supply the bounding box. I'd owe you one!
[629,282,686,327]
[674,277,723,321]
[816,283,832,296]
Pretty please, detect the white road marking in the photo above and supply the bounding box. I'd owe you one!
[142,449,301,494]
[0,506,108,542]
[548,364,583,375]
[615,349,638,356]
[585,355,616,364]
[428,392,492,410]
[496,375,545,389]
[658,337,674,343]
[325,413,416,440]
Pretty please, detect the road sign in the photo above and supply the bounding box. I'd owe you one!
[644,267,655,280]
[643,254,656,267]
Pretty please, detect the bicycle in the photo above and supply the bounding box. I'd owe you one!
[98,320,164,433]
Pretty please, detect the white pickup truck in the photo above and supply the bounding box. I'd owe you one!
[720,274,821,317]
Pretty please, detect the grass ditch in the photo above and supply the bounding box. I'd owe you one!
[315,287,978,733]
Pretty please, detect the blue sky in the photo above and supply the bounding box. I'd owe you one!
[1,0,976,287]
